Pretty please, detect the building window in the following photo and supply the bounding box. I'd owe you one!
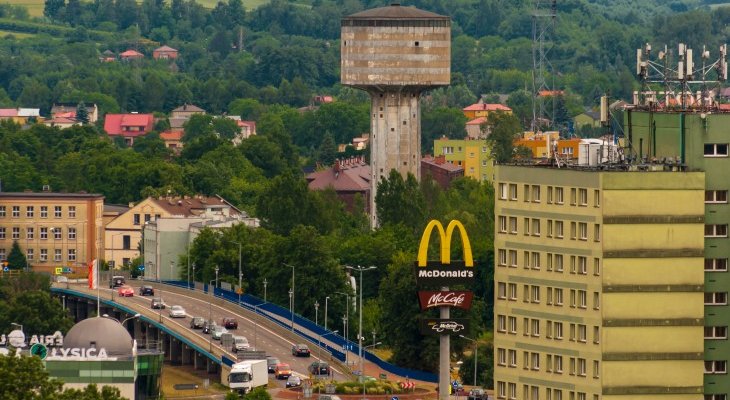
[706,190,729,203]
[53,228,62,240]
[40,227,48,240]
[594,224,600,241]
[524,219,530,236]
[524,185,531,202]
[68,206,76,218]
[0,228,4,239]
[497,382,506,399]
[12,206,20,218]
[498,216,507,233]
[554,322,563,339]
[497,315,507,332]
[0,206,5,217]
[509,184,517,200]
[497,348,507,366]
[705,395,728,400]
[593,326,600,344]
[705,361,728,374]
[555,254,564,273]
[54,249,62,262]
[508,317,517,334]
[40,206,48,218]
[578,290,587,308]
[706,225,729,238]
[705,326,728,339]
[578,189,588,206]
[26,227,34,240]
[593,258,601,275]
[578,223,588,240]
[578,257,587,275]
[578,324,587,342]
[531,285,541,303]
[508,350,517,368]
[593,292,600,309]
[498,282,507,299]
[706,259,729,272]
[577,358,587,376]
[144,214,151,223]
[555,187,564,204]
[532,252,541,270]
[547,186,553,203]
[40,249,48,261]
[555,221,564,238]
[706,292,729,305]
[508,383,516,400]
[68,227,76,240]
[532,185,541,202]
[555,355,563,373]
[531,353,540,370]
[68,249,76,261]
[705,143,729,157]
[54,206,62,218]
[509,250,517,268]
[133,214,140,225]
[499,183,508,200]
[532,219,541,236]
[508,283,517,300]
[11,227,20,240]
[27,248,34,260]
[594,190,600,207]
[554,289,564,306]
[26,206,34,218]
[498,249,507,266]
[443,146,454,155]
[509,217,517,234]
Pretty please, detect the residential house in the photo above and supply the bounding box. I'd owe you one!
[0,108,41,125]
[51,103,99,123]
[306,157,371,214]
[169,104,205,130]
[433,137,493,182]
[574,110,601,130]
[421,155,464,189]
[43,116,79,129]
[337,134,369,152]
[462,102,512,120]
[313,95,334,104]
[465,116,487,139]
[99,50,116,62]
[515,132,581,160]
[160,130,184,153]
[152,45,178,60]
[103,113,155,146]
[226,116,257,145]
[119,50,144,61]
[0,190,105,275]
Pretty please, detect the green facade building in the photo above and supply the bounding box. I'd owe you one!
[625,109,730,399]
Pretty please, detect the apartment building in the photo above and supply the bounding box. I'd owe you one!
[0,191,104,274]
[624,110,730,399]
[434,138,493,182]
[494,164,705,400]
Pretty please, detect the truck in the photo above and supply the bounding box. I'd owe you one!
[228,359,268,395]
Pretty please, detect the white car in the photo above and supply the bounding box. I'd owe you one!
[212,325,228,340]
[168,305,186,318]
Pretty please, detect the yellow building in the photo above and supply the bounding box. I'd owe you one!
[433,138,493,182]
[494,164,705,400]
[0,191,105,274]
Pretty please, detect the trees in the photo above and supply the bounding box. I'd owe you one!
[75,102,89,124]
[484,112,523,163]
[375,170,426,233]
[7,240,27,270]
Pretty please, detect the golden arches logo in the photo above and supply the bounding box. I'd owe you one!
[417,220,474,267]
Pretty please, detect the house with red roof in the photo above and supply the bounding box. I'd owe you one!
[153,45,178,60]
[160,130,184,153]
[103,113,155,146]
[421,155,464,189]
[465,116,488,139]
[307,157,371,214]
[119,50,144,61]
[462,102,512,120]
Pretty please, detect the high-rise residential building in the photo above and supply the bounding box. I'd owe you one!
[494,164,705,400]
[433,138,493,182]
[624,109,730,399]
[0,191,105,274]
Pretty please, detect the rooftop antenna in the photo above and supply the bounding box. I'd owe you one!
[531,0,557,134]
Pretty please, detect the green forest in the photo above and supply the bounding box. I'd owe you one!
[1,0,729,385]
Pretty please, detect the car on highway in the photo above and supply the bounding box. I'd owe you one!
[190,317,205,329]
[266,357,280,373]
[151,298,165,309]
[232,335,249,352]
[274,363,292,379]
[292,343,310,357]
[109,275,126,288]
[308,361,330,376]
[168,305,186,318]
[139,285,154,296]
[211,325,228,340]
[117,285,134,297]
[202,320,217,334]
[222,317,238,329]
[286,375,302,388]
[318,394,341,400]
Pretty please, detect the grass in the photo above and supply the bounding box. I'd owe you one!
[160,364,228,399]
[0,29,35,38]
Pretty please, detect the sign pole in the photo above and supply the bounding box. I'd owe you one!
[439,286,450,400]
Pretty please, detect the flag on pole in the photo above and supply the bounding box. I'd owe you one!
[88,259,98,289]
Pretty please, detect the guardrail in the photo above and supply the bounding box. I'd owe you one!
[160,280,438,382]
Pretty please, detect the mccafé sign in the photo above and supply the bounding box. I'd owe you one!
[418,290,473,311]
[415,220,475,286]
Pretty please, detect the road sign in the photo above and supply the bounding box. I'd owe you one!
[30,343,48,360]
[2,267,8,272]
[138,265,145,271]
[54,267,62,275]
[173,384,199,390]
[237,350,266,360]
[62,267,72,274]
[235,287,243,295]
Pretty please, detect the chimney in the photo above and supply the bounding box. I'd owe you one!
[435,155,446,165]
[334,159,341,173]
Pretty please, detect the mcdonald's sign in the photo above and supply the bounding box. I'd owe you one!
[415,220,475,286]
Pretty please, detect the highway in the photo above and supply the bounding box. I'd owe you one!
[65,281,346,388]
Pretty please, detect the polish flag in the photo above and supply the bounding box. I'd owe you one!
[88,259,98,289]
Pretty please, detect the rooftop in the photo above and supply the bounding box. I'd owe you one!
[344,3,449,20]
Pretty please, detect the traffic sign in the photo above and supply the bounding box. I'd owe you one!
[235,287,243,295]
[2,267,8,272]
[138,265,145,271]
[62,267,72,273]
[30,343,48,360]
[54,267,62,275]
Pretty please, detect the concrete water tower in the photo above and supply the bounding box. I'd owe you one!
[341,2,451,227]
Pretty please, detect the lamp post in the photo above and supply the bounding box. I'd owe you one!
[190,262,196,290]
[346,265,377,380]
[209,279,216,352]
[362,342,382,398]
[459,335,478,387]
[284,263,295,331]
[230,241,242,305]
[169,260,175,281]
[315,301,319,326]
[341,315,348,367]
[215,265,219,289]
[336,291,350,367]
[324,296,329,330]
[121,313,141,326]
[263,278,268,302]
[319,330,339,365]
[146,261,152,282]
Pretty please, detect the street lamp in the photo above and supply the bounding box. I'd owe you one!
[459,334,478,387]
[324,296,330,330]
[190,262,196,290]
[215,265,219,289]
[253,303,265,349]
[315,301,319,326]
[263,278,268,302]
[341,315,348,367]
[362,342,382,399]
[169,260,175,281]
[121,313,141,326]
[346,265,377,380]
[336,291,350,367]
[284,263,295,331]
[146,261,152,281]
[319,330,339,364]
[209,279,216,352]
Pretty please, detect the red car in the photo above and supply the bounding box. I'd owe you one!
[222,317,238,329]
[117,285,134,297]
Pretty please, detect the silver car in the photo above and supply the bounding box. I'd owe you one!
[232,335,249,352]
[212,325,228,340]
[168,305,186,318]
